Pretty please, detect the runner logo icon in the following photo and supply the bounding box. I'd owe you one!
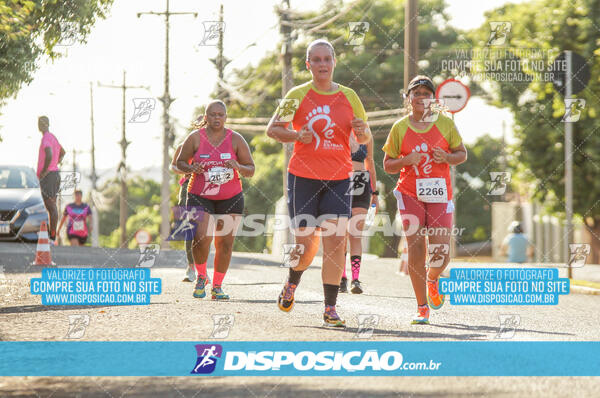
[428,244,449,268]
[487,22,511,46]
[191,344,223,374]
[568,244,590,268]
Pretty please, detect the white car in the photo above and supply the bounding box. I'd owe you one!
[0,165,48,242]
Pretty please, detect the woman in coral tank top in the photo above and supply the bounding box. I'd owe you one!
[177,100,255,300]
[266,39,371,328]
[383,75,467,325]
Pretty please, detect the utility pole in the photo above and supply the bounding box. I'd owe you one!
[280,0,294,247]
[90,82,98,191]
[565,50,573,277]
[210,4,230,100]
[394,0,418,258]
[98,71,146,247]
[71,148,86,176]
[72,149,77,173]
[403,0,419,91]
[280,0,294,175]
[138,0,197,249]
[501,119,506,203]
[90,82,99,247]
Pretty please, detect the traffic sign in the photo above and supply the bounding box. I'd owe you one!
[436,79,470,113]
[134,229,151,245]
[551,51,590,96]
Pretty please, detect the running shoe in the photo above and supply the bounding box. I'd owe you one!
[211,286,230,300]
[192,276,208,298]
[182,266,196,282]
[323,305,346,328]
[411,305,430,325]
[427,278,445,310]
[350,279,363,294]
[277,282,297,312]
[339,276,348,293]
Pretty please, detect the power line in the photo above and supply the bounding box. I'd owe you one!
[226,107,404,125]
[305,0,363,34]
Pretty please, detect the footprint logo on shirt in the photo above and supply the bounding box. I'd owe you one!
[412,143,432,175]
[306,106,336,150]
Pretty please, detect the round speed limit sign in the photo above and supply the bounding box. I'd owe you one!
[436,79,470,113]
[134,229,151,245]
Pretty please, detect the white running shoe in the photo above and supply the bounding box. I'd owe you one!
[182,266,196,282]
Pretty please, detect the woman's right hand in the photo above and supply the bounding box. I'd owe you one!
[296,125,313,144]
[189,162,205,174]
[403,151,425,166]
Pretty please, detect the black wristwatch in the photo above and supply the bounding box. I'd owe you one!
[372,190,379,196]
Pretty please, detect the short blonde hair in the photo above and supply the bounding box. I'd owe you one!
[306,39,335,61]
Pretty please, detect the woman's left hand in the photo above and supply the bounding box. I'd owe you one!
[352,117,369,137]
[432,146,449,163]
[224,159,240,170]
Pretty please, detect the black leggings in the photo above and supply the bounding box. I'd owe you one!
[178,180,194,265]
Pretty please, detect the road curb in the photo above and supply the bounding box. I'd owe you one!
[570,285,600,296]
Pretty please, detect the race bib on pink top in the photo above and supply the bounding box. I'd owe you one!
[187,128,243,200]
[64,203,91,237]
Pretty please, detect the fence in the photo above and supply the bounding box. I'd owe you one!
[491,201,589,263]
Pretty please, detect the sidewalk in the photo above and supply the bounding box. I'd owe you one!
[449,259,600,294]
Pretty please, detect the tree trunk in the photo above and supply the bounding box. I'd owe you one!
[586,217,600,265]
[383,234,401,258]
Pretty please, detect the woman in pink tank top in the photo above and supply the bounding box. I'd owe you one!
[176,100,255,300]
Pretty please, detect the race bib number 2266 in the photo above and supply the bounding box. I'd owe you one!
[416,178,447,203]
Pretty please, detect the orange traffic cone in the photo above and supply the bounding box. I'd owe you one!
[32,221,53,266]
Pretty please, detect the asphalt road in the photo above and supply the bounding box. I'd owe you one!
[1,243,599,397]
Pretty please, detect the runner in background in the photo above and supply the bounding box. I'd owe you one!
[340,134,378,294]
[267,39,371,327]
[501,221,534,263]
[171,141,200,283]
[382,75,467,325]
[57,189,91,246]
[177,100,255,300]
[36,116,65,244]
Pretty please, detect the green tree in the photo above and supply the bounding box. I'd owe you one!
[0,0,113,104]
[234,134,286,252]
[455,134,507,244]
[472,0,600,262]
[97,176,161,246]
[102,205,161,249]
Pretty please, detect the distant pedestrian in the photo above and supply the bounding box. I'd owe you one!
[501,222,533,263]
[37,116,65,244]
[57,190,92,246]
